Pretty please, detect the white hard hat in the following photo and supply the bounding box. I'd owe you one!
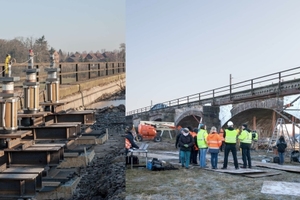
[227,121,233,126]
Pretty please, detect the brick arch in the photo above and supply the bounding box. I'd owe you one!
[231,98,283,117]
[150,114,163,121]
[175,109,203,126]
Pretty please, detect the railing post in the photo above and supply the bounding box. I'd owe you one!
[278,72,281,93]
[59,64,62,84]
[106,63,108,76]
[251,79,254,94]
[112,63,114,75]
[123,63,125,72]
[229,84,232,101]
[76,63,79,82]
[212,90,215,105]
[88,63,91,79]
[187,96,189,103]
[2,65,5,77]
[98,63,100,77]
[36,65,39,82]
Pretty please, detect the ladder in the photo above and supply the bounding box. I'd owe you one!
[266,118,294,155]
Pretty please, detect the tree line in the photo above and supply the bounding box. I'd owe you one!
[0,36,125,63]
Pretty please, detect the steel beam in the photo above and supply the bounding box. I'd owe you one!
[0,173,38,198]
[19,123,81,140]
[4,145,63,166]
[44,110,95,125]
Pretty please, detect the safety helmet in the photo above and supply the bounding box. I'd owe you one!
[227,121,233,126]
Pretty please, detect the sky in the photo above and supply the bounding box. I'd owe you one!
[126,0,300,112]
[1,0,125,53]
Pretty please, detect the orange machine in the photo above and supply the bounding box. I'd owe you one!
[137,124,162,142]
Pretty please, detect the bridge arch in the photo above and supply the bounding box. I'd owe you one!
[175,109,202,129]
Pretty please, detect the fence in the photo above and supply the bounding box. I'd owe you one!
[0,62,126,86]
[127,66,300,115]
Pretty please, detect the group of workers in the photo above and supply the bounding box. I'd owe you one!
[175,121,259,169]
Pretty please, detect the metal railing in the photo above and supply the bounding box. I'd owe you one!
[126,66,300,115]
[0,62,125,86]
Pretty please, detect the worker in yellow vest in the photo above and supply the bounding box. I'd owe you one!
[238,124,252,168]
[221,121,239,170]
[197,124,208,168]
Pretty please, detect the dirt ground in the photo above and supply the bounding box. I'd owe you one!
[126,136,300,200]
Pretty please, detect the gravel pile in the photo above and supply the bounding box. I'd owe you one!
[69,104,127,200]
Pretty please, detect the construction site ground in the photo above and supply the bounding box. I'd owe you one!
[126,136,300,200]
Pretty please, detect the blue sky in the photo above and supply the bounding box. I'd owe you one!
[1,0,125,53]
[126,0,300,112]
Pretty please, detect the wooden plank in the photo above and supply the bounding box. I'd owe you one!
[7,138,21,149]
[3,167,44,173]
[243,171,281,178]
[253,160,300,173]
[0,174,37,180]
[42,181,61,187]
[22,140,35,150]
[64,152,79,157]
[0,163,7,172]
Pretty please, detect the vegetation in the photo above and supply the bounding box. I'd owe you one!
[0,36,125,63]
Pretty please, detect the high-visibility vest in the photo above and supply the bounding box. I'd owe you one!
[225,129,237,143]
[125,138,131,149]
[253,132,258,141]
[190,131,199,150]
[239,130,252,144]
[207,133,222,150]
[197,129,208,148]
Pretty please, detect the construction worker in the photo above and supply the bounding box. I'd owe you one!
[276,135,287,165]
[219,128,225,152]
[221,121,239,170]
[178,128,194,169]
[197,124,208,168]
[125,126,139,155]
[189,127,199,165]
[251,130,259,151]
[207,126,222,169]
[238,124,252,168]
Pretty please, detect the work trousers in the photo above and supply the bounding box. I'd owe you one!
[210,153,218,169]
[278,152,285,165]
[199,148,208,168]
[190,149,198,164]
[180,150,191,168]
[223,143,239,169]
[241,143,252,168]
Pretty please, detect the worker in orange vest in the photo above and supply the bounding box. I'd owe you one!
[188,127,199,165]
[207,126,222,169]
[219,128,225,152]
[125,126,139,155]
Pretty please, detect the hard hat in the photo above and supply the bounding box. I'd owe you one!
[227,121,233,126]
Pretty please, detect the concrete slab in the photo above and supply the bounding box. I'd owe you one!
[261,181,300,196]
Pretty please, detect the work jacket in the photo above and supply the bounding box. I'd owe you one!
[224,128,237,144]
[178,133,194,151]
[238,129,252,144]
[125,131,139,150]
[190,131,199,150]
[207,132,222,150]
[197,129,208,148]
